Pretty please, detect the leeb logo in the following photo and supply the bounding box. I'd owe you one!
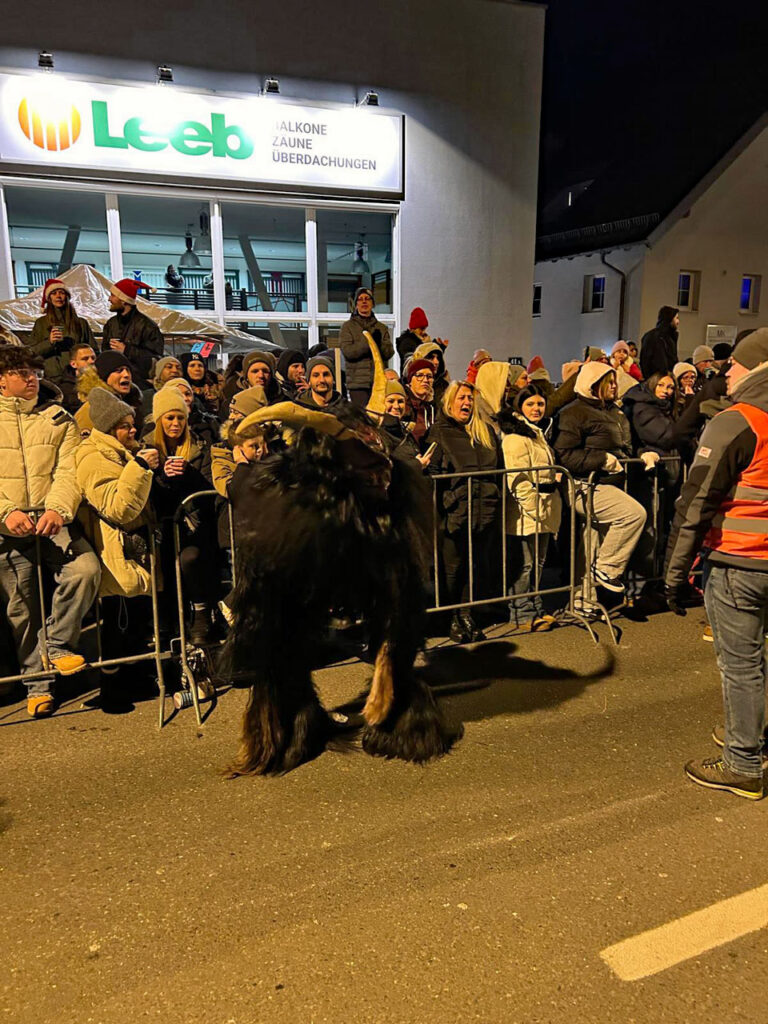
[17,96,81,151]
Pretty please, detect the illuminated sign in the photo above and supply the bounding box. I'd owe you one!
[0,72,404,196]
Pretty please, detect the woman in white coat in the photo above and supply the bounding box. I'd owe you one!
[498,385,562,631]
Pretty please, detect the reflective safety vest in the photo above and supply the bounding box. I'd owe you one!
[705,403,768,560]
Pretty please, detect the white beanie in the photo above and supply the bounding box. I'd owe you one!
[673,362,696,380]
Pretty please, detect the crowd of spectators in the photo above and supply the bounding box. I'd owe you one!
[0,278,754,720]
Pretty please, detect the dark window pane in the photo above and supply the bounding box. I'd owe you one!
[741,277,752,310]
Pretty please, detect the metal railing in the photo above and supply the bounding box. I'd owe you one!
[0,455,689,723]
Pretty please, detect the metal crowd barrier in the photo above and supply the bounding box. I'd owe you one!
[427,465,602,643]
[581,454,685,642]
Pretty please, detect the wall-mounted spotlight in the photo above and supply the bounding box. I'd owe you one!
[359,90,379,107]
[157,65,174,85]
[38,51,54,72]
[263,76,280,95]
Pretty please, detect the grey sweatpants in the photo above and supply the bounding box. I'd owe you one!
[573,482,646,601]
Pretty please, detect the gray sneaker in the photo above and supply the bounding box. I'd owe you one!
[685,756,763,800]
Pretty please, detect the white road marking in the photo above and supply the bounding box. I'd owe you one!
[601,881,768,981]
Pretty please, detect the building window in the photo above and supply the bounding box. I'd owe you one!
[5,186,111,295]
[316,209,393,314]
[677,270,701,311]
[582,274,605,313]
[740,274,761,315]
[532,283,542,317]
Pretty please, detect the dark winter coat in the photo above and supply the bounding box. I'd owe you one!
[396,329,421,368]
[426,411,502,535]
[57,364,82,414]
[296,388,349,416]
[29,310,95,382]
[639,316,679,379]
[622,384,679,456]
[101,307,164,384]
[149,434,213,524]
[339,314,393,390]
[553,396,632,482]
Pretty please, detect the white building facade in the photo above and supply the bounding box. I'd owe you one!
[533,117,768,368]
[0,0,546,374]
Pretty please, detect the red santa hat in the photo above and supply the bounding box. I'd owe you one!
[110,278,155,306]
[527,354,545,375]
[41,278,71,309]
[408,307,428,331]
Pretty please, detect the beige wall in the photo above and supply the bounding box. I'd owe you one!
[640,124,768,359]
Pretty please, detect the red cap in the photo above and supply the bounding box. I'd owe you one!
[408,307,428,331]
[41,278,70,309]
[527,355,545,375]
[111,278,154,305]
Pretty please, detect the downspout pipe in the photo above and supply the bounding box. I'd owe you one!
[601,252,626,338]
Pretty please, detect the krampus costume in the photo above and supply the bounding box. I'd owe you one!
[221,335,461,776]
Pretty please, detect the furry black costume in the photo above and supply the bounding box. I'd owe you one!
[220,336,461,775]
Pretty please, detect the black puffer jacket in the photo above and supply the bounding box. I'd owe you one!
[426,411,502,534]
[553,397,632,482]
[622,384,678,455]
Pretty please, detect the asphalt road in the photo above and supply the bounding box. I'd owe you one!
[2,608,768,1024]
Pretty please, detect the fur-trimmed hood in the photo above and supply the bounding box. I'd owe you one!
[496,407,540,440]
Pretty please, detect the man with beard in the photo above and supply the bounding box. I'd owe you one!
[640,306,680,379]
[297,356,347,414]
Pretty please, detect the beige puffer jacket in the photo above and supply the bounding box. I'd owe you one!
[75,429,154,597]
[500,414,562,537]
[0,382,81,533]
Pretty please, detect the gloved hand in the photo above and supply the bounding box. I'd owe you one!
[640,451,660,472]
[665,583,688,616]
[603,452,623,474]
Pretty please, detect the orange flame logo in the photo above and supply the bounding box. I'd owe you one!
[18,97,81,151]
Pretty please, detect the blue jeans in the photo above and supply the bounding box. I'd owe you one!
[508,534,549,625]
[704,562,768,778]
[0,525,100,695]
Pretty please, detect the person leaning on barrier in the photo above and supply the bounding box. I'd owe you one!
[29,278,96,385]
[554,362,647,603]
[74,388,160,713]
[426,380,502,645]
[0,345,100,718]
[665,328,768,801]
[498,385,562,632]
[148,387,221,647]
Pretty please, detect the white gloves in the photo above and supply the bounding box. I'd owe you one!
[603,453,623,474]
[640,451,660,472]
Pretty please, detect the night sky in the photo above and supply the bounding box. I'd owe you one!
[538,0,768,232]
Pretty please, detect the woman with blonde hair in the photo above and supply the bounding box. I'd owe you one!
[426,380,502,643]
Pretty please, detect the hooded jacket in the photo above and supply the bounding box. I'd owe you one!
[339,314,393,390]
[553,363,632,482]
[474,361,511,424]
[0,380,81,532]
[497,409,562,536]
[75,428,154,597]
[639,307,679,379]
[411,340,449,401]
[666,364,768,585]
[75,366,144,436]
[622,383,679,455]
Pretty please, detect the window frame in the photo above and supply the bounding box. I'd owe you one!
[739,274,761,315]
[677,269,701,312]
[0,176,400,350]
[582,273,606,314]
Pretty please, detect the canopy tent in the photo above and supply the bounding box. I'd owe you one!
[0,265,281,355]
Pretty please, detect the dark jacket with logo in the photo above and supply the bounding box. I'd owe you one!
[665,365,768,585]
[101,308,164,384]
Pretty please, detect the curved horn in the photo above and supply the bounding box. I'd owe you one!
[236,400,355,440]
[364,330,387,417]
